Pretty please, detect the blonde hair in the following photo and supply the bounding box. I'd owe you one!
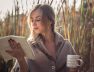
[27,4,55,42]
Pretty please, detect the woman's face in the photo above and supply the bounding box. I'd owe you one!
[30,9,47,34]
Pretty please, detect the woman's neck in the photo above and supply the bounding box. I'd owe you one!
[42,31,56,59]
[42,31,55,43]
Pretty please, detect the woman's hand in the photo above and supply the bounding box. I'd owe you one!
[6,39,25,59]
[6,39,28,72]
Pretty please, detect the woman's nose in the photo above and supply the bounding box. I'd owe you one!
[32,20,37,26]
[31,21,37,28]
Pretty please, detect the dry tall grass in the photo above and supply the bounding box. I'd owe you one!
[0,0,94,72]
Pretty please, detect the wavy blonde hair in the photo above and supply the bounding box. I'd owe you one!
[27,4,55,42]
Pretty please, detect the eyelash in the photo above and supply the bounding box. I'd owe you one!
[36,19,41,21]
[31,19,41,22]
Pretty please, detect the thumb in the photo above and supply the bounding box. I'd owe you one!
[6,50,13,55]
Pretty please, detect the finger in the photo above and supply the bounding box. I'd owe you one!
[8,39,15,49]
[17,43,22,49]
[8,39,18,49]
[12,39,18,49]
[17,43,24,52]
[17,43,25,55]
[6,50,14,56]
[16,43,21,49]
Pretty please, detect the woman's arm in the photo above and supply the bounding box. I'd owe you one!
[17,58,28,72]
[6,39,29,72]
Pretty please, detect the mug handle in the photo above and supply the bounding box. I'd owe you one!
[77,59,83,66]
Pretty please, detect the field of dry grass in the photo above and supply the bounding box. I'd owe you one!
[0,0,94,72]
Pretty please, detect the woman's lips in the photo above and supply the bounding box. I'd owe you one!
[33,28,38,30]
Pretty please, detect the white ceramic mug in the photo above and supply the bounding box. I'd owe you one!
[67,55,83,68]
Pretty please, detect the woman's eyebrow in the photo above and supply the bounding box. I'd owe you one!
[36,16,41,18]
[30,16,41,19]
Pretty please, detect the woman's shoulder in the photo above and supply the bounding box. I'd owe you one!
[55,32,76,54]
[55,32,72,47]
[64,39,72,47]
[55,32,64,39]
[55,32,65,43]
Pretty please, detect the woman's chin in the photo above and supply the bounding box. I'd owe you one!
[35,31,41,35]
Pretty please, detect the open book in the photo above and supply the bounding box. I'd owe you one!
[0,35,35,61]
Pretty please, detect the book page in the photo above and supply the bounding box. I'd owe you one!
[0,35,35,61]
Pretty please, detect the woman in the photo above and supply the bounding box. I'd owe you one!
[6,4,76,72]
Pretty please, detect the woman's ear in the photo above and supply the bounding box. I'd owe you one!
[48,20,52,25]
[46,20,52,30]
